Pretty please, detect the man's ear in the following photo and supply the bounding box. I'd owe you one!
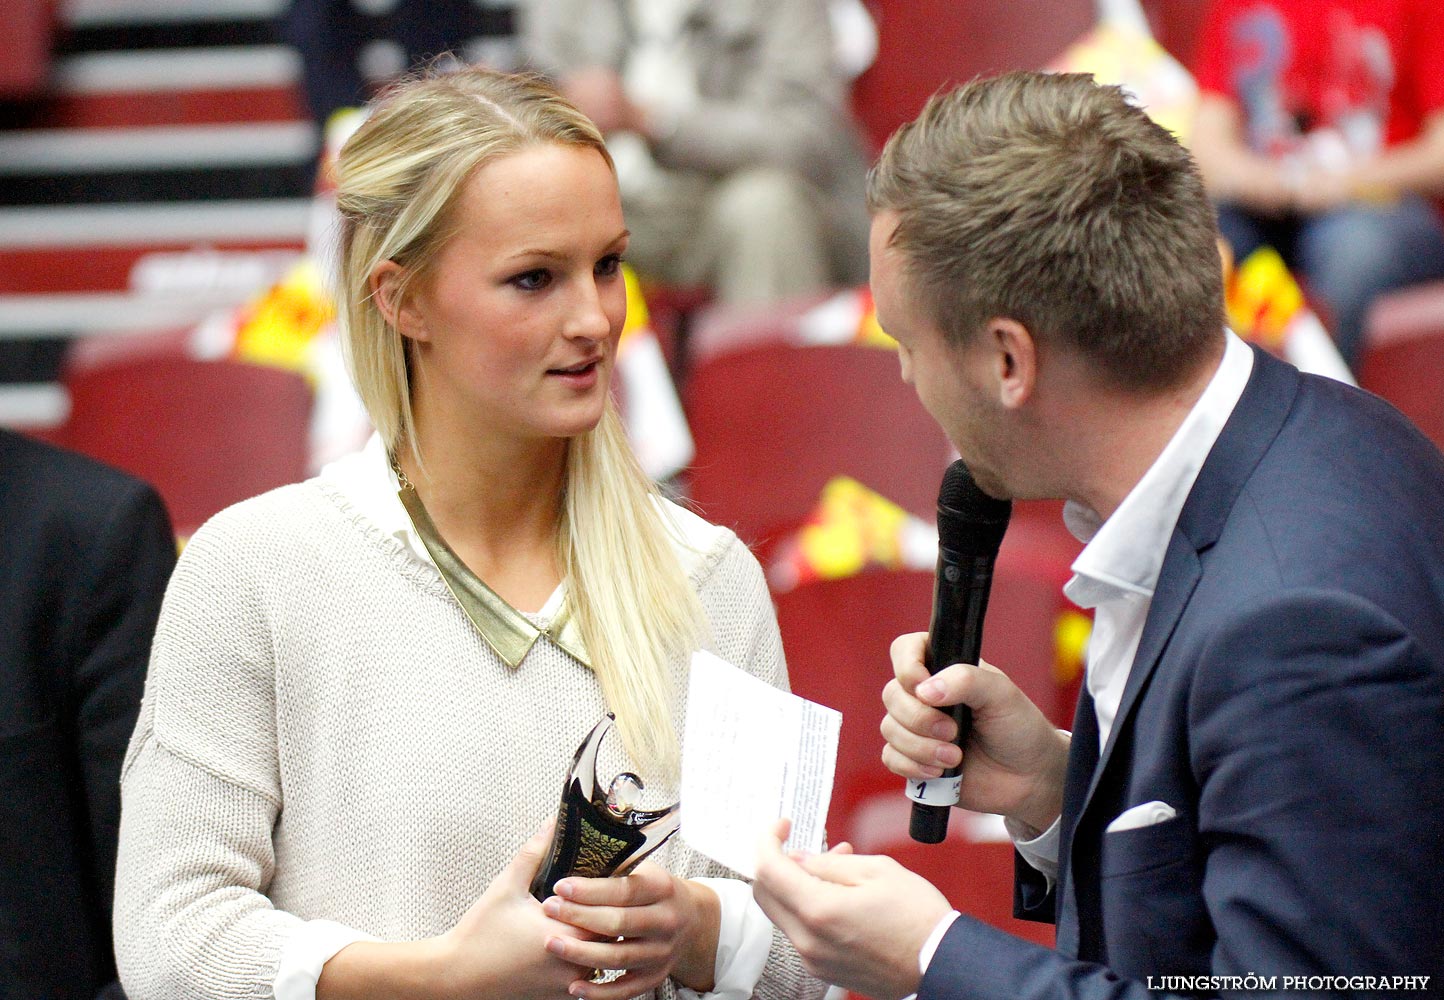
[987,317,1037,409]
[369,260,429,342]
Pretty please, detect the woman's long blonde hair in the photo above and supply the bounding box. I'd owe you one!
[335,66,702,773]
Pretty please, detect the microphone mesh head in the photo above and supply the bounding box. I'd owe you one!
[937,460,1012,550]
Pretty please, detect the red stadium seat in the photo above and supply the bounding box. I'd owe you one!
[988,507,1087,729]
[0,0,57,99]
[684,292,833,371]
[774,512,1084,843]
[1359,281,1444,454]
[637,281,712,376]
[851,0,1095,152]
[1140,0,1213,69]
[58,356,313,537]
[774,568,937,837]
[683,341,952,559]
[63,326,195,375]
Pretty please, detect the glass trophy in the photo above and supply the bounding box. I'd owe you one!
[529,714,681,902]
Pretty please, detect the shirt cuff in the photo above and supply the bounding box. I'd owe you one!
[274,919,377,1000]
[675,877,773,1000]
[1006,814,1061,884]
[900,909,961,1000]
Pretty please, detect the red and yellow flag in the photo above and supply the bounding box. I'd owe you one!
[767,476,935,592]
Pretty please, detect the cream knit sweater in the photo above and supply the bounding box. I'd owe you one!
[114,476,823,1000]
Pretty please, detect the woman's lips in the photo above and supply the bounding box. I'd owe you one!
[547,359,601,385]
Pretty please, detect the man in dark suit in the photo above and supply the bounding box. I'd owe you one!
[1,429,175,1000]
[752,71,1444,998]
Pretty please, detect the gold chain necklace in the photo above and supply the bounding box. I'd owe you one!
[385,450,588,668]
[389,454,415,492]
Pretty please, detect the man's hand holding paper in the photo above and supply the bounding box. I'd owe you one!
[751,819,953,1000]
[680,651,841,877]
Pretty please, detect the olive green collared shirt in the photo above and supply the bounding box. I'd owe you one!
[396,484,589,669]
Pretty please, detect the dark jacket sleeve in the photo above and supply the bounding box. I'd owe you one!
[0,430,176,1000]
[1013,847,1056,923]
[924,589,1444,1000]
[65,478,175,955]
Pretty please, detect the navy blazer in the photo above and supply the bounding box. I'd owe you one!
[919,350,1444,999]
[0,431,175,1000]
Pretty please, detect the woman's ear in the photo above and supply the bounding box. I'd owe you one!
[369,260,429,342]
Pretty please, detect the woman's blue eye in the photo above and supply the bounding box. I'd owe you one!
[512,269,551,291]
[596,254,623,278]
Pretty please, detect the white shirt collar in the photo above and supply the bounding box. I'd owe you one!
[1063,332,1254,610]
[317,433,565,620]
[318,431,415,550]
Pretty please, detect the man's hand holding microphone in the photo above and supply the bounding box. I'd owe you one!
[752,464,1071,1000]
[752,634,1068,1000]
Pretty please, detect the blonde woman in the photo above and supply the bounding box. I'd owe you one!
[114,67,822,1000]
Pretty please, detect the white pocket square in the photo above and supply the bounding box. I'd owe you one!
[1106,800,1177,833]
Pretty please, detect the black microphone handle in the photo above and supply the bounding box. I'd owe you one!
[909,552,996,844]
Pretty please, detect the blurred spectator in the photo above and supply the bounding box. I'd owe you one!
[282,0,513,125]
[518,0,871,305]
[0,430,175,1000]
[1190,0,1444,368]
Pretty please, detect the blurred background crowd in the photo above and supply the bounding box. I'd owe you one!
[2,0,1441,997]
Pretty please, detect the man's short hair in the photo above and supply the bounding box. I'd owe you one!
[867,71,1224,392]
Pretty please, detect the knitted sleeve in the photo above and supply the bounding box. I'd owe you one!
[695,531,789,695]
[114,504,301,1000]
[691,532,828,1000]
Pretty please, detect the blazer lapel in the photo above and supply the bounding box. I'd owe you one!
[1070,348,1302,848]
[1082,534,1202,808]
[1055,687,1099,957]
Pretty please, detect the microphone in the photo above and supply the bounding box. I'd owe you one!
[907,460,1012,844]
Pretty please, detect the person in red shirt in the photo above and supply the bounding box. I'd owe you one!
[1190,0,1444,368]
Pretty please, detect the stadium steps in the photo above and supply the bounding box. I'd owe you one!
[0,0,311,424]
[0,0,518,427]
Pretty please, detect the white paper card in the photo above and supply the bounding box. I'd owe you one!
[680,650,841,878]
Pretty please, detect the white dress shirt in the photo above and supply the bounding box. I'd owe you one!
[1066,331,1254,752]
[274,434,774,1000]
[918,332,1254,972]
